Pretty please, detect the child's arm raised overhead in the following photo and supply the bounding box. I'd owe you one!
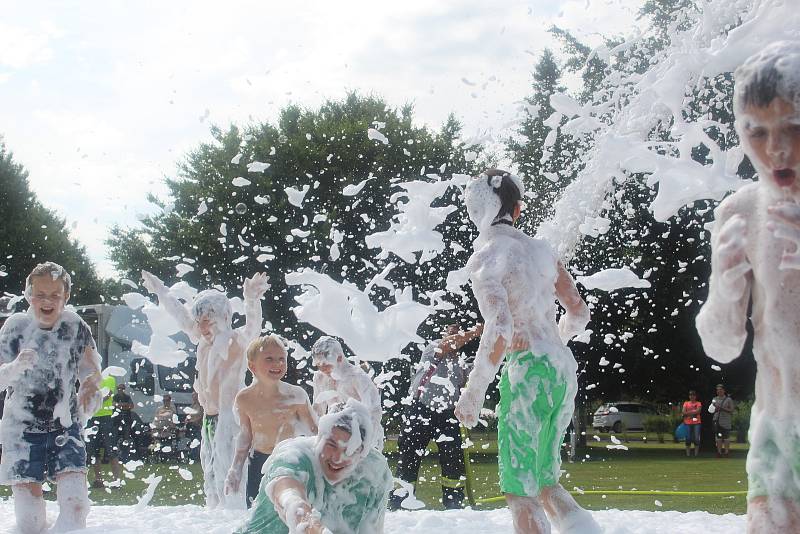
[696,204,752,363]
[225,395,253,495]
[240,272,270,341]
[141,270,196,336]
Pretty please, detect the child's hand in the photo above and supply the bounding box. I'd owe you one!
[768,201,800,270]
[243,272,270,299]
[714,215,752,300]
[455,387,482,429]
[14,349,38,374]
[141,270,167,296]
[297,510,325,534]
[224,468,241,495]
[557,311,589,344]
[78,371,102,416]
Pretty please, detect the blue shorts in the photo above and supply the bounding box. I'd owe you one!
[10,424,87,483]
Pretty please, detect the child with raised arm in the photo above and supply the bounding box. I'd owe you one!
[310,336,383,448]
[225,335,317,508]
[141,270,269,509]
[695,41,800,533]
[454,170,600,533]
[0,262,102,533]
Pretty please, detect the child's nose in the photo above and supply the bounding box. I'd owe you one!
[766,133,790,164]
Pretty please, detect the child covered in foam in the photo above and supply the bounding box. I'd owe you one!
[310,336,384,448]
[695,41,800,533]
[141,270,270,509]
[237,399,392,534]
[225,334,318,508]
[454,170,600,533]
[0,262,103,533]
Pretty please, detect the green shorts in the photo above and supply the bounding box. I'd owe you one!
[746,409,800,501]
[497,351,572,497]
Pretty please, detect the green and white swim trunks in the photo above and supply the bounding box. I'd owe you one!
[497,350,575,497]
[746,407,800,501]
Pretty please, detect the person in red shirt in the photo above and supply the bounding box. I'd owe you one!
[681,390,702,457]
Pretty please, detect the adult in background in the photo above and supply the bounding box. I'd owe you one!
[681,390,702,457]
[389,322,482,510]
[113,383,135,461]
[87,374,122,488]
[710,384,734,458]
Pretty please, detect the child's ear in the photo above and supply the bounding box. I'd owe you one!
[64,292,71,304]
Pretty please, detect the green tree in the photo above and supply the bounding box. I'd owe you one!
[106,93,486,416]
[506,48,572,228]
[0,141,108,305]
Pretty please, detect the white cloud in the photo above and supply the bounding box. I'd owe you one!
[0,21,59,69]
[0,0,642,279]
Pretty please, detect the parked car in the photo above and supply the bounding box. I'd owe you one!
[592,402,656,432]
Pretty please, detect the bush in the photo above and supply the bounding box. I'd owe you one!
[643,415,672,443]
[732,400,752,443]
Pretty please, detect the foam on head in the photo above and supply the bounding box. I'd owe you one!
[190,289,232,324]
[316,398,373,460]
[311,335,345,364]
[464,169,525,232]
[734,41,800,119]
[24,261,71,298]
[246,333,288,362]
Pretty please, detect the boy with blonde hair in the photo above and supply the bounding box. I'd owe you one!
[696,41,800,533]
[225,334,317,507]
[0,262,102,533]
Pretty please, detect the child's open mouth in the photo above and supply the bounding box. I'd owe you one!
[773,168,796,187]
[39,306,55,317]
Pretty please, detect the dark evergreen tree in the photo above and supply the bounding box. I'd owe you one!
[0,141,108,306]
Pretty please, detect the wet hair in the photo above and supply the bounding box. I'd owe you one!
[734,41,800,115]
[190,289,232,323]
[331,413,368,443]
[483,168,522,221]
[25,261,71,297]
[246,334,288,362]
[312,336,344,363]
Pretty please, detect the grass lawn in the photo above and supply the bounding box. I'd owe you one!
[0,433,749,516]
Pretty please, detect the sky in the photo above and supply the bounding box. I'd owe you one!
[0,0,642,278]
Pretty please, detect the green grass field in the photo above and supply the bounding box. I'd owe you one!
[0,433,749,516]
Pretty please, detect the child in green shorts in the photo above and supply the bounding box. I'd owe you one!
[455,170,600,534]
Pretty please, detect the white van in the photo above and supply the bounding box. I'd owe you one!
[592,402,655,433]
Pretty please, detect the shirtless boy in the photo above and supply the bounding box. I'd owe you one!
[225,334,317,507]
[141,270,269,509]
[696,41,800,534]
[311,336,383,448]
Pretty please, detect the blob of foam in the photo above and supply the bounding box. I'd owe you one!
[285,269,432,363]
[577,268,651,292]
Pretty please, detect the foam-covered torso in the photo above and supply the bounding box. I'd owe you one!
[0,310,94,433]
[468,224,576,375]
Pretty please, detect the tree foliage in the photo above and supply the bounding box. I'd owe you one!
[106,92,486,412]
[0,141,108,305]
